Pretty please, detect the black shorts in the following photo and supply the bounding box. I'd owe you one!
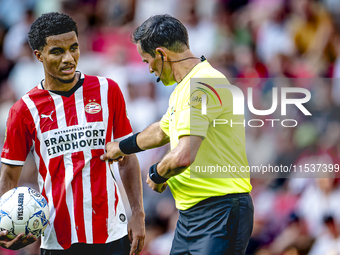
[40,235,130,255]
[170,193,254,255]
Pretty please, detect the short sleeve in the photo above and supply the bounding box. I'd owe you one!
[177,107,210,139]
[1,107,33,166]
[176,82,228,140]
[160,107,170,137]
[110,80,133,142]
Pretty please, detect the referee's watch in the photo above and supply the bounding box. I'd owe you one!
[149,162,169,184]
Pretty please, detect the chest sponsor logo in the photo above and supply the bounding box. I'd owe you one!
[43,125,106,157]
[85,102,101,114]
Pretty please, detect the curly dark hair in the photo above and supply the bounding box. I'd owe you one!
[28,12,78,51]
[131,14,189,58]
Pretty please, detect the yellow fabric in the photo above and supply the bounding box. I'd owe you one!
[160,61,252,210]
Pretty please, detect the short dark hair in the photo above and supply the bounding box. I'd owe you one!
[28,12,78,51]
[131,14,189,58]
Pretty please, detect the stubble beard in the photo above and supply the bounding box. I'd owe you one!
[57,74,76,84]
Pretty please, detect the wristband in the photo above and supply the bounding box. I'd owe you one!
[149,162,169,184]
[119,132,144,154]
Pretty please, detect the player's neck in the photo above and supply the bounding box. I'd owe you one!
[172,51,201,84]
[43,72,80,91]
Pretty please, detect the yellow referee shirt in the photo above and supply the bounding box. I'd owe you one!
[160,60,252,210]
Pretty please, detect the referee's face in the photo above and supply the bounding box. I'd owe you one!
[137,43,174,85]
[37,31,79,84]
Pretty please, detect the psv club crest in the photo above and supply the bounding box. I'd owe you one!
[85,101,101,114]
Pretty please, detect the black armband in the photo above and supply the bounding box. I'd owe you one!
[149,162,169,184]
[118,132,144,154]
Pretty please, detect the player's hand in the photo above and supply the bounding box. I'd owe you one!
[127,212,145,255]
[146,174,167,193]
[100,142,125,162]
[0,231,37,250]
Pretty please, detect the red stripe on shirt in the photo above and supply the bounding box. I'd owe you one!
[114,182,119,215]
[109,79,132,140]
[49,156,72,249]
[83,75,103,123]
[71,152,86,243]
[28,88,59,133]
[90,149,108,243]
[62,93,78,126]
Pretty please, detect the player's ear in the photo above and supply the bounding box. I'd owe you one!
[34,50,43,62]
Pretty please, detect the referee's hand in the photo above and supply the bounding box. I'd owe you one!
[100,142,125,162]
[146,174,167,193]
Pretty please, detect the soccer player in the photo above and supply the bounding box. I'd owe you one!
[100,15,254,255]
[0,12,145,255]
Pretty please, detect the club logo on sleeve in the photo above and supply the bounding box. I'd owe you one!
[190,89,209,110]
[119,213,126,222]
[85,102,101,114]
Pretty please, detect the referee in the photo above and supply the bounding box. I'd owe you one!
[101,14,253,255]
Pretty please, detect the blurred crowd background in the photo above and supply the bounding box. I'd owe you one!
[1,0,340,254]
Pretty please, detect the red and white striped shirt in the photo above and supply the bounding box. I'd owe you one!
[1,73,133,250]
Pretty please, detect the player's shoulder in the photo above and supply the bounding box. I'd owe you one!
[106,77,119,88]
[11,86,40,113]
[10,100,26,115]
[83,73,120,89]
[10,86,42,115]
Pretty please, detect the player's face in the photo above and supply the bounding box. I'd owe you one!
[38,31,79,84]
[137,43,174,86]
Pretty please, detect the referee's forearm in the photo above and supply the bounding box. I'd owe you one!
[155,136,203,179]
[157,149,189,179]
[136,122,169,150]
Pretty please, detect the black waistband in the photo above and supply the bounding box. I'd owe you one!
[182,193,250,212]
